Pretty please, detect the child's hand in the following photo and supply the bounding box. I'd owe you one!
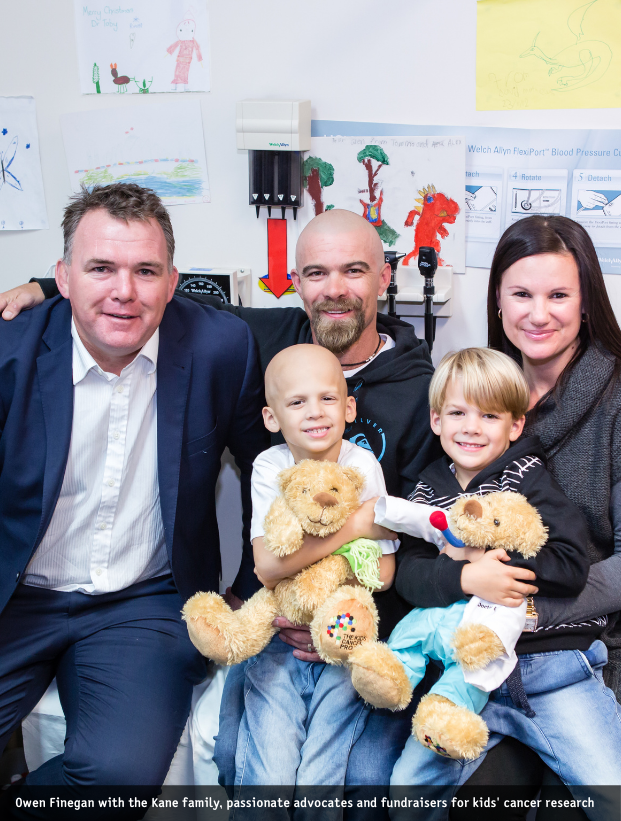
[350,499,397,542]
[441,544,483,563]
[461,548,538,607]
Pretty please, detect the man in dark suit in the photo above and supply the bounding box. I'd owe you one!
[0,183,266,813]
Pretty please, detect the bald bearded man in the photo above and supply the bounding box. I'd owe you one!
[2,209,440,801]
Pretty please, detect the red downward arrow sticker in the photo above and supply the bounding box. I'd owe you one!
[263,219,290,298]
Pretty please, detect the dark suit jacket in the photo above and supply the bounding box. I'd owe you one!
[0,295,268,616]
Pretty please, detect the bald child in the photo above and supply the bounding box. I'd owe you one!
[233,344,397,796]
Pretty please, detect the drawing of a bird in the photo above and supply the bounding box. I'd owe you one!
[110,63,132,92]
[0,136,22,193]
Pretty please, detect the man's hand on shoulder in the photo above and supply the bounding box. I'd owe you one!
[0,282,45,320]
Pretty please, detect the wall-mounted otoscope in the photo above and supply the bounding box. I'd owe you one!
[384,251,406,318]
[418,246,437,353]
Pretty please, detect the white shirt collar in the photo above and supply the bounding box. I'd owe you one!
[71,319,159,385]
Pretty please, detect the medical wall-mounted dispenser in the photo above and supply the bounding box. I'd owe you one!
[236,99,311,219]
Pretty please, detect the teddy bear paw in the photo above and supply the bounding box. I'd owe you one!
[349,642,413,711]
[311,586,378,664]
[412,694,488,761]
[452,623,506,671]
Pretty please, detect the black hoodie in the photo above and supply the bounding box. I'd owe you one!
[396,435,597,654]
[34,281,441,634]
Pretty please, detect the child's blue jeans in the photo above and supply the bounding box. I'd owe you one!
[234,635,369,787]
[390,640,621,821]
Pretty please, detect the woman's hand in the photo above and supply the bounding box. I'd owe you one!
[274,617,322,662]
[461,549,538,606]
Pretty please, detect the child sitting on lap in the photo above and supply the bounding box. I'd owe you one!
[233,343,442,795]
[376,349,620,819]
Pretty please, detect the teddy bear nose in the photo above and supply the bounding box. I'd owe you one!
[313,492,338,508]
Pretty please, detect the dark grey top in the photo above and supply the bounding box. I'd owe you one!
[528,344,621,660]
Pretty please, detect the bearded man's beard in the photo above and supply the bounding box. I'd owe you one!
[310,297,367,356]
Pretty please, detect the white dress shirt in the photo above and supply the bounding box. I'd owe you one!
[23,321,169,594]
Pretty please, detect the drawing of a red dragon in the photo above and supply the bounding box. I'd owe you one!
[403,184,460,266]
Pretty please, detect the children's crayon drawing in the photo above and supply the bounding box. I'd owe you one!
[477,0,621,110]
[61,101,210,206]
[300,136,465,271]
[0,97,48,231]
[403,184,461,266]
[74,0,210,94]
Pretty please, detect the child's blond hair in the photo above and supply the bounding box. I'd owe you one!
[429,348,530,420]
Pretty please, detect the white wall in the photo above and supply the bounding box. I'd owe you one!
[3,0,621,586]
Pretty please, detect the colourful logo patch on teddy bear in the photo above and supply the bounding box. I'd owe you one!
[422,734,451,758]
[326,613,366,651]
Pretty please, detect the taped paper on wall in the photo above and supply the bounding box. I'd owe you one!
[476,0,621,111]
[61,100,210,206]
[300,136,466,272]
[314,119,621,274]
[0,97,48,231]
[74,0,210,94]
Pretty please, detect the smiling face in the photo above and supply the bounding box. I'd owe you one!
[291,210,390,357]
[497,252,582,371]
[263,345,356,463]
[55,209,178,375]
[430,376,524,489]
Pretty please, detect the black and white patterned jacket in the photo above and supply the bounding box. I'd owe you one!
[396,435,598,654]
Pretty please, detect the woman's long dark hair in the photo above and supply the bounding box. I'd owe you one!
[487,216,621,378]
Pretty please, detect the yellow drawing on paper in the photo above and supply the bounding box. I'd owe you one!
[477,0,621,110]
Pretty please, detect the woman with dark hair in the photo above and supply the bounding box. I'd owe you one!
[454,214,621,818]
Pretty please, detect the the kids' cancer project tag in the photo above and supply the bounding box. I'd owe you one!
[326,612,366,651]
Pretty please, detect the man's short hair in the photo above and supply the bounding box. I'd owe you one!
[429,347,530,420]
[62,183,175,269]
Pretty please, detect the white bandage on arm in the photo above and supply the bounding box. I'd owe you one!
[374,496,446,549]
[459,597,527,692]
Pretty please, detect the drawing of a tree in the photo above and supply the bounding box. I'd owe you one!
[303,156,335,216]
[92,63,101,94]
[358,145,388,203]
[357,145,400,246]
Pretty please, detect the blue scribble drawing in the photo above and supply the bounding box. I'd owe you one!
[0,136,22,193]
[521,0,612,92]
[1,129,7,136]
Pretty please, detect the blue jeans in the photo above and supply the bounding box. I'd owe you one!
[214,643,422,795]
[390,641,621,821]
[234,635,368,787]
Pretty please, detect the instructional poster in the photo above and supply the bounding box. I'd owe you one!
[61,100,210,206]
[476,0,621,110]
[300,136,466,272]
[74,0,210,94]
[0,97,48,231]
[313,120,621,274]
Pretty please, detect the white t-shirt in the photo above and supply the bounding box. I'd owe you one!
[341,333,395,379]
[250,439,398,555]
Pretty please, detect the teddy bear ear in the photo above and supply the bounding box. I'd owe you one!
[341,466,366,494]
[277,465,299,493]
[463,499,483,520]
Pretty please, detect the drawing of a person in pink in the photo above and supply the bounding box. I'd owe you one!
[166,19,203,91]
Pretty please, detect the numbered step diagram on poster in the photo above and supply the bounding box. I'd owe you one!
[571,169,621,247]
[505,168,568,229]
[465,166,503,243]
